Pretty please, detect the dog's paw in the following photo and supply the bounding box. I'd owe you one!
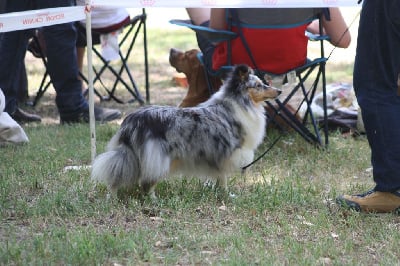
[228,192,237,198]
[203,179,216,189]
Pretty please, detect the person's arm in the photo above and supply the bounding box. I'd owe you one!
[307,8,351,48]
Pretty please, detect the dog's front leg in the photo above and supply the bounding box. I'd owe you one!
[141,181,158,200]
[216,175,228,192]
[217,175,237,198]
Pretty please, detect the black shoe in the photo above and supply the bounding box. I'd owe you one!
[10,107,42,123]
[60,106,122,124]
[93,106,122,122]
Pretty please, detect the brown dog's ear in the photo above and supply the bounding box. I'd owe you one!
[186,49,201,68]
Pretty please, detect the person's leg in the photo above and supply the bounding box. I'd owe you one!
[336,0,400,213]
[39,0,121,123]
[358,86,400,192]
[185,8,215,72]
[0,30,28,114]
[0,1,6,13]
[0,0,41,122]
[76,47,86,92]
[77,47,85,75]
[186,8,210,25]
[17,63,29,104]
[352,0,400,192]
[41,21,88,118]
[75,22,87,92]
[336,89,400,213]
[38,0,84,117]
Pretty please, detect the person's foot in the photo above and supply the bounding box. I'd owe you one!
[60,106,122,124]
[336,189,400,214]
[93,106,122,122]
[10,107,42,123]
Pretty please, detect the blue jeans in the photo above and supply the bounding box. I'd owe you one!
[353,0,400,192]
[0,0,87,117]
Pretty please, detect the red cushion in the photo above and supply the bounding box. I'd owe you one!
[93,16,130,34]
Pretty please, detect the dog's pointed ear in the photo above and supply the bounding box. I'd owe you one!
[235,64,251,82]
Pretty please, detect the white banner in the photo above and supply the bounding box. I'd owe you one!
[0,6,85,32]
[0,1,360,32]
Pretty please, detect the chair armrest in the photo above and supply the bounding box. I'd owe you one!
[305,31,330,41]
[170,19,237,43]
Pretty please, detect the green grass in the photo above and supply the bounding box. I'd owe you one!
[2,26,400,265]
[2,126,400,265]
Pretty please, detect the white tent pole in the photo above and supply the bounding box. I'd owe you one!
[84,1,96,162]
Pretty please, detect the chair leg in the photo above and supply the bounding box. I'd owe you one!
[266,61,328,147]
[79,71,108,102]
[266,100,319,144]
[321,62,329,146]
[87,10,148,105]
[142,9,150,104]
[90,47,144,104]
[26,71,52,107]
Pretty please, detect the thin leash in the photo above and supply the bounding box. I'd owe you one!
[241,8,362,172]
[241,134,282,173]
[326,9,361,61]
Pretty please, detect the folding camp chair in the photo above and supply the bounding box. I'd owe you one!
[170,8,330,147]
[27,8,149,106]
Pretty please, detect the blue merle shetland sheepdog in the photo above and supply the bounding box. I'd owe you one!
[91,64,281,198]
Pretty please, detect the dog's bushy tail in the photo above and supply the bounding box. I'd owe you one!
[91,134,139,192]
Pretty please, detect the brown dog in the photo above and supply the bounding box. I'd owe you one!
[169,48,222,107]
